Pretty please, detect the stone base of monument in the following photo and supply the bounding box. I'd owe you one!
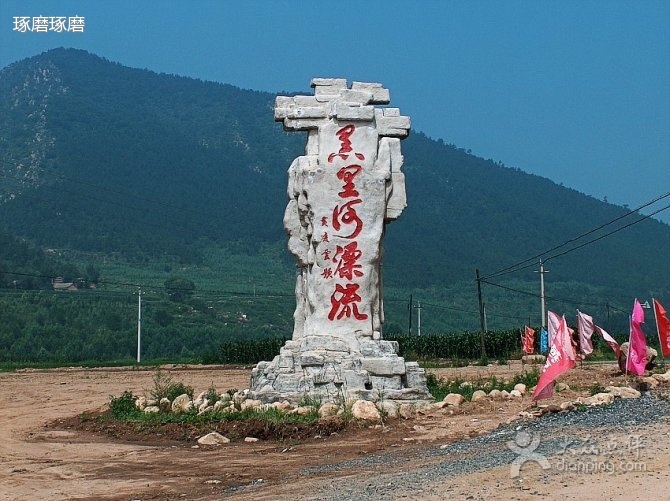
[248,336,433,405]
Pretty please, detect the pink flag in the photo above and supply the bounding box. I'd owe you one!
[522,326,535,354]
[577,310,595,355]
[547,311,561,348]
[627,299,648,375]
[533,314,576,400]
[653,299,670,357]
[595,326,620,358]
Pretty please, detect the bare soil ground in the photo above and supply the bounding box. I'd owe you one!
[0,362,667,500]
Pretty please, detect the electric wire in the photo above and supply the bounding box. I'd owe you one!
[481,191,670,280]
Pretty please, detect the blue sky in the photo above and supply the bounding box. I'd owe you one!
[2,1,669,219]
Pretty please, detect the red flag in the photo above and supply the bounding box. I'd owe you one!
[577,310,594,355]
[533,314,576,401]
[522,326,535,354]
[653,299,670,357]
[627,299,648,376]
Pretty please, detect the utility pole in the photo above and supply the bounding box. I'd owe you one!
[408,294,413,336]
[475,269,486,358]
[535,260,548,329]
[137,288,142,363]
[416,302,422,336]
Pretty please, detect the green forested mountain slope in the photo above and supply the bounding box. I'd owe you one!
[1,48,669,339]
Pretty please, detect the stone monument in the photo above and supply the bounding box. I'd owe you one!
[249,78,431,405]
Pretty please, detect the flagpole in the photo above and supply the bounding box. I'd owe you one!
[653,298,666,370]
[576,310,583,368]
[625,313,632,377]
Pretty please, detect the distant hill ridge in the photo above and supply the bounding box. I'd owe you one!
[1,47,669,303]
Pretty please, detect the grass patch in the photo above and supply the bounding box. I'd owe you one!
[426,367,540,401]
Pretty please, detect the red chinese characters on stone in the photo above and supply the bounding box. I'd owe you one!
[333,241,363,280]
[323,123,368,322]
[328,283,368,321]
[321,268,334,279]
[336,164,362,198]
[332,199,362,239]
[328,124,365,163]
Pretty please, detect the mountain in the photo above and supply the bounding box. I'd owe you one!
[1,48,669,336]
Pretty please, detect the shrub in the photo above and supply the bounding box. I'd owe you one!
[149,370,194,401]
[109,390,139,419]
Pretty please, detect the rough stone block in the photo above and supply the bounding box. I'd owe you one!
[331,103,374,121]
[301,335,350,353]
[277,356,294,369]
[282,118,324,131]
[338,89,374,105]
[381,387,434,401]
[379,340,399,354]
[293,95,321,107]
[300,351,325,366]
[341,369,370,389]
[311,77,347,88]
[289,106,328,119]
[351,82,390,104]
[360,357,406,375]
[370,375,402,390]
[359,339,383,357]
[273,373,305,393]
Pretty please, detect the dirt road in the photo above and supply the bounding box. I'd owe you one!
[0,364,667,500]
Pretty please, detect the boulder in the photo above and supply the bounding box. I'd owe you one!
[213,400,229,412]
[240,399,262,411]
[272,400,295,412]
[143,405,160,413]
[378,400,399,418]
[471,390,488,402]
[500,390,511,400]
[488,389,502,400]
[510,389,523,399]
[556,383,570,392]
[197,406,213,415]
[639,376,659,389]
[171,394,193,413]
[290,406,314,416]
[244,437,259,443]
[135,396,147,411]
[583,393,615,406]
[442,393,465,407]
[197,432,230,446]
[398,403,416,420]
[652,371,670,383]
[513,383,527,395]
[194,391,207,408]
[318,402,340,417]
[618,342,657,372]
[351,400,381,421]
[560,401,575,411]
[159,397,171,412]
[605,386,641,399]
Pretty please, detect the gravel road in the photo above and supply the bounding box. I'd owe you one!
[296,390,670,500]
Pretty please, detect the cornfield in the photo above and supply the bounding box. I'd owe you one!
[203,329,522,364]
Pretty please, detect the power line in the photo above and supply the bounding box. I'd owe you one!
[481,191,670,280]
[481,279,626,311]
